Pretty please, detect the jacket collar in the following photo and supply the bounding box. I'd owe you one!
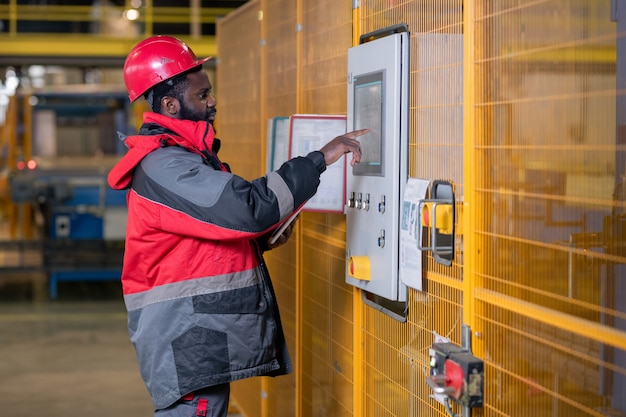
[107,112,217,190]
[141,112,216,154]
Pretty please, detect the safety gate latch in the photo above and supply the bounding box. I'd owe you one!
[426,342,484,408]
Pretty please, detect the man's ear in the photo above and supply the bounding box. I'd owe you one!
[161,96,180,117]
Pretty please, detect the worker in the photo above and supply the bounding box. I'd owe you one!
[107,35,367,417]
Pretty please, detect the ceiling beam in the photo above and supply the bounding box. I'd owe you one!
[0,34,217,67]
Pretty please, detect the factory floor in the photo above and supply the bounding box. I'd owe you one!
[0,273,244,417]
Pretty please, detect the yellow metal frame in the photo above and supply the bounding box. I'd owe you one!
[463,0,480,356]
[0,35,151,59]
[1,95,34,239]
[0,4,228,24]
[0,1,235,59]
[214,1,626,415]
[351,6,364,417]
[477,289,626,351]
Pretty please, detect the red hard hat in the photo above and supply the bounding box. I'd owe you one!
[123,35,211,102]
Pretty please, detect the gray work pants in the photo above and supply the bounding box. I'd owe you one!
[154,383,230,417]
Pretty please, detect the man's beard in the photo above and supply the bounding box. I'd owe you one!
[179,102,209,122]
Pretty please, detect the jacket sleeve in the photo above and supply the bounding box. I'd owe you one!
[132,146,326,240]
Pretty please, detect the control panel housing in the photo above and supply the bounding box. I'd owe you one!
[345,27,410,302]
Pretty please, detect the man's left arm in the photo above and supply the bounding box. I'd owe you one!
[257,214,299,252]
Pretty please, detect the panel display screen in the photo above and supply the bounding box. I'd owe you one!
[353,71,384,176]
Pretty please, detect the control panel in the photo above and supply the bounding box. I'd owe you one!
[345,26,409,302]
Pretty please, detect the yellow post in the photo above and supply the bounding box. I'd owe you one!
[294,3,303,416]
[144,0,153,36]
[261,378,268,417]
[462,0,484,358]
[21,94,33,239]
[294,216,302,417]
[189,0,201,38]
[352,288,364,417]
[259,1,267,184]
[295,0,303,113]
[351,4,363,417]
[259,4,270,415]
[352,1,360,47]
[9,0,17,36]
[6,95,17,239]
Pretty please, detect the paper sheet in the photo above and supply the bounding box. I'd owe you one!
[289,115,347,213]
[399,178,430,291]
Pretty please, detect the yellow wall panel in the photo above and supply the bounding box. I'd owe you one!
[216,1,263,182]
[469,1,626,416]
[260,8,301,414]
[216,3,266,416]
[14,1,626,416]
[217,1,626,416]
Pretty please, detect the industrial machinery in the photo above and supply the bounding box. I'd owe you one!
[4,87,131,299]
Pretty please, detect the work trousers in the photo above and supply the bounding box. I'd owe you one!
[154,383,230,417]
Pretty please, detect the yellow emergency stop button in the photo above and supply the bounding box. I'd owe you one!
[348,256,371,281]
[421,202,453,235]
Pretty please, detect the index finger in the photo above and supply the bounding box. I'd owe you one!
[344,128,370,139]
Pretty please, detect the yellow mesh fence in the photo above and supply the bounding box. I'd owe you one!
[217,2,264,416]
[216,1,263,182]
[358,1,465,416]
[298,1,355,416]
[217,0,626,416]
[259,1,300,415]
[470,1,626,416]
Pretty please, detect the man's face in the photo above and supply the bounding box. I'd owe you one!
[178,70,217,123]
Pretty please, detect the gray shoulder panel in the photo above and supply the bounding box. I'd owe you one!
[141,147,231,208]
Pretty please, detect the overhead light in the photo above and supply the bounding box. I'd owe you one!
[5,72,19,94]
[28,65,45,78]
[124,9,140,21]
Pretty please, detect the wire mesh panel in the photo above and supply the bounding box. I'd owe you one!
[217,0,263,182]
[264,239,298,417]
[301,215,355,417]
[216,2,264,415]
[216,1,626,417]
[264,0,298,118]
[358,1,465,416]
[260,1,300,416]
[298,2,354,416]
[469,0,626,416]
[300,0,352,112]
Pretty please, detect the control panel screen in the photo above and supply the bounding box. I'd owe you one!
[353,71,384,176]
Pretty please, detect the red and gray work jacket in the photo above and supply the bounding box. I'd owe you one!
[108,112,326,410]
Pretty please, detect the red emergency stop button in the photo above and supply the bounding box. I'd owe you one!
[444,359,465,400]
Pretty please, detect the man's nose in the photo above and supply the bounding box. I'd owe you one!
[208,95,217,107]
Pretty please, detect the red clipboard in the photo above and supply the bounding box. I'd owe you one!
[287,114,348,214]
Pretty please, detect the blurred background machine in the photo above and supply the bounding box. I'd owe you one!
[0,0,234,300]
[1,86,132,299]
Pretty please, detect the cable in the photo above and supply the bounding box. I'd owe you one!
[444,397,461,417]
